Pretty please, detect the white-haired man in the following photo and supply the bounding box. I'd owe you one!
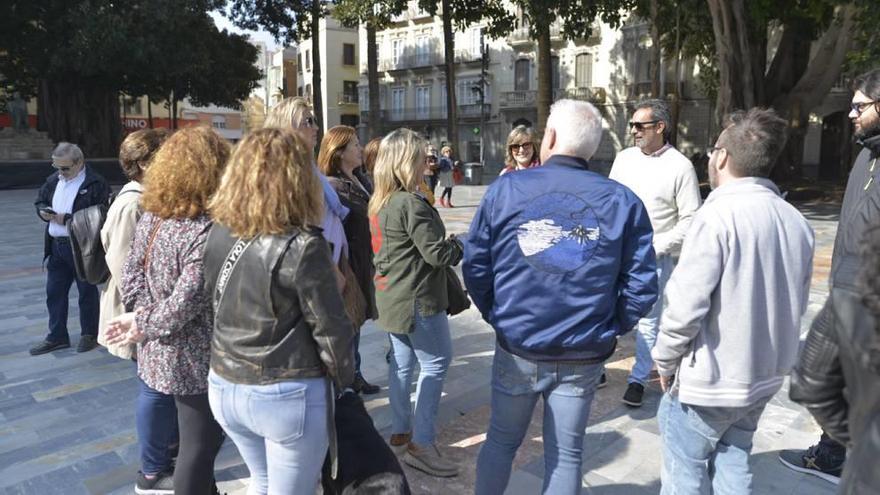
[464,99,659,494]
[31,142,109,355]
[609,99,702,407]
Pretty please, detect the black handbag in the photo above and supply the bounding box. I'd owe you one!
[446,266,471,316]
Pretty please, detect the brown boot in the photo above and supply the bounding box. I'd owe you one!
[389,432,412,456]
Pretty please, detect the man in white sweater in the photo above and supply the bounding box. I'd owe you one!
[652,108,814,495]
[609,99,702,407]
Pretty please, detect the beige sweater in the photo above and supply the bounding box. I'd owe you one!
[97,181,143,360]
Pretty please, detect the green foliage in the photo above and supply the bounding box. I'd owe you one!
[514,0,633,39]
[0,0,260,108]
[416,0,514,39]
[225,0,318,43]
[846,0,880,74]
[333,0,409,30]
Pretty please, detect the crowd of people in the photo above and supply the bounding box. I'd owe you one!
[26,67,880,495]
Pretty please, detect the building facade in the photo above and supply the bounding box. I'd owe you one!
[298,14,361,129]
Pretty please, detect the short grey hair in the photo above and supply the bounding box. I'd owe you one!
[718,108,788,178]
[635,99,671,140]
[546,99,602,160]
[51,142,85,165]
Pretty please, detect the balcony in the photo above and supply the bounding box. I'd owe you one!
[379,50,443,72]
[454,48,483,64]
[458,103,491,118]
[507,25,562,47]
[560,87,607,104]
[499,89,566,109]
[338,92,359,105]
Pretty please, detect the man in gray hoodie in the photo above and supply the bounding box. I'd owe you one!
[651,108,815,495]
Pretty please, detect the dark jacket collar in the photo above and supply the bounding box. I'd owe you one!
[858,133,880,156]
[543,154,591,171]
[46,165,102,188]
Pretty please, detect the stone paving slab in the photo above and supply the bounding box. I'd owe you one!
[0,186,840,494]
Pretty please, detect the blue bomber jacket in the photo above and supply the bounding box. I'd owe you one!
[462,155,658,362]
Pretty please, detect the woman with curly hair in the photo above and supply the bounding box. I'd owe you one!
[105,126,230,495]
[203,128,356,494]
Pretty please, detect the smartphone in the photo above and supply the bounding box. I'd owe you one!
[40,206,56,216]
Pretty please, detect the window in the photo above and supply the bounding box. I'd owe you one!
[123,97,142,115]
[576,53,593,88]
[416,36,431,65]
[305,50,311,71]
[212,115,227,129]
[306,84,312,100]
[359,87,369,111]
[470,27,482,58]
[391,39,404,67]
[457,78,489,108]
[551,56,560,91]
[340,114,360,127]
[416,86,430,119]
[343,43,356,65]
[391,87,405,120]
[343,81,358,103]
[514,59,530,91]
[439,84,448,118]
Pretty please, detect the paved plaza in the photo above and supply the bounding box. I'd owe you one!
[0,184,840,495]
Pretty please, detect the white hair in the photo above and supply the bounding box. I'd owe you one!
[51,142,85,165]
[545,99,603,160]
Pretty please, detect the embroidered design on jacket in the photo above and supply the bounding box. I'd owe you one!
[514,192,601,274]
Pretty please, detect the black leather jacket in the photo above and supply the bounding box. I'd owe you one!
[203,223,355,389]
[790,134,880,494]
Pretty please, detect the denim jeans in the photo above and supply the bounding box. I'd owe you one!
[628,255,674,385]
[387,307,452,446]
[658,393,771,495]
[207,371,329,495]
[475,344,605,495]
[45,237,99,343]
[136,376,179,475]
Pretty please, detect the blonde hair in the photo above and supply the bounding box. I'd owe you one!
[505,125,539,169]
[141,126,230,219]
[368,128,426,217]
[441,145,453,156]
[209,128,323,238]
[264,97,312,130]
[317,125,357,176]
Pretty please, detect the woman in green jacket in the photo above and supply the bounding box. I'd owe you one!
[368,128,463,478]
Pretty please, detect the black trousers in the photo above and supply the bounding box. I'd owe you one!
[174,393,225,495]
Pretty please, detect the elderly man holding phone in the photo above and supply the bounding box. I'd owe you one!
[31,142,109,355]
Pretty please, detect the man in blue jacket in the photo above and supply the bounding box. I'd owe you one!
[31,143,109,355]
[464,99,658,495]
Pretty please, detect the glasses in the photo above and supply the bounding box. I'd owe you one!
[629,120,660,131]
[851,101,878,116]
[52,162,73,172]
[509,142,533,152]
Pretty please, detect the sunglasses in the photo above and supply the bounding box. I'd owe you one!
[851,101,878,116]
[52,162,73,172]
[509,142,533,152]
[629,120,660,131]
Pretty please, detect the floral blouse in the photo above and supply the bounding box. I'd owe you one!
[122,212,213,395]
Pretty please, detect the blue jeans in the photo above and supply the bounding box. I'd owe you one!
[658,393,771,495]
[628,255,674,385]
[387,307,452,446]
[207,371,329,495]
[136,377,179,475]
[475,344,605,495]
[45,237,99,343]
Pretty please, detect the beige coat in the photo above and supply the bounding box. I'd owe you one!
[97,181,143,360]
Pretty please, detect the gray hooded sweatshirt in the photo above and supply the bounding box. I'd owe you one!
[652,177,814,408]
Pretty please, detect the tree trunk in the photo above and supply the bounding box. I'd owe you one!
[311,1,325,144]
[669,0,682,145]
[536,27,552,136]
[147,97,154,128]
[649,0,662,98]
[441,0,458,153]
[771,5,856,181]
[171,93,178,129]
[37,77,121,157]
[706,0,756,122]
[366,22,380,140]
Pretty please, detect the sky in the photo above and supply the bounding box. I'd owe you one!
[210,10,280,51]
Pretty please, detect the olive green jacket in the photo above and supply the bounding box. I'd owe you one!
[370,192,463,333]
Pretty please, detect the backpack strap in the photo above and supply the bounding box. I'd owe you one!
[213,237,256,310]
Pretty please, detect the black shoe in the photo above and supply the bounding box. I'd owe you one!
[622,382,645,407]
[353,373,381,395]
[135,470,174,494]
[29,340,70,356]
[778,445,843,485]
[77,335,98,353]
[597,372,608,389]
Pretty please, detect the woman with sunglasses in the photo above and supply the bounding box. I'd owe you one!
[500,125,541,175]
